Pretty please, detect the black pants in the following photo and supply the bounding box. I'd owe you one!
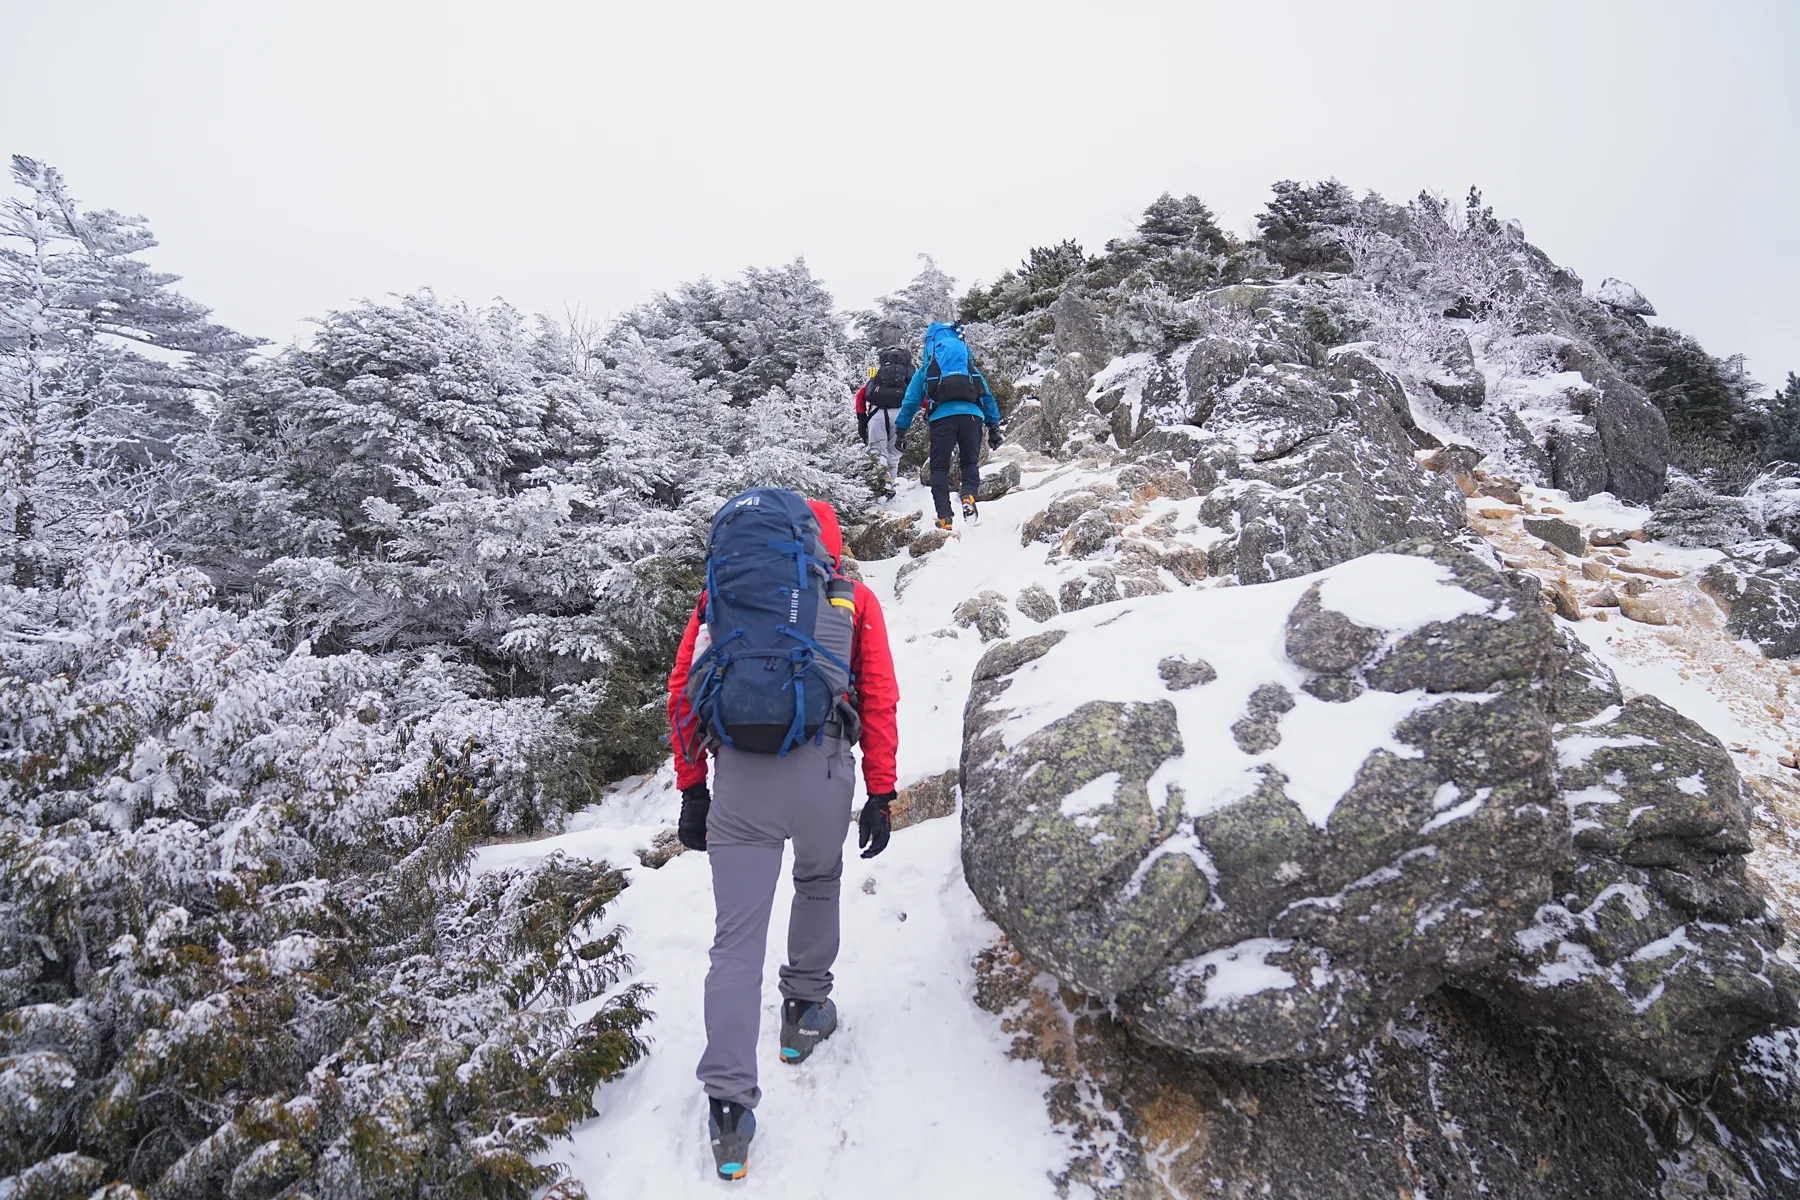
[928,414,983,521]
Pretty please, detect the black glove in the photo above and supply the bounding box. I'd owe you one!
[858,792,895,859]
[857,412,870,444]
[987,425,1003,450]
[895,426,908,451]
[678,783,711,852]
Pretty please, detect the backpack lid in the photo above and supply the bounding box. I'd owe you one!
[924,322,972,377]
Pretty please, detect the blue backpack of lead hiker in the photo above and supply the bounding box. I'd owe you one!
[681,488,859,756]
[922,321,982,412]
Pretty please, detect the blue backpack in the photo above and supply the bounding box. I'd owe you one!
[922,322,982,409]
[680,488,858,757]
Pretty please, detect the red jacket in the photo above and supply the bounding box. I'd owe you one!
[854,382,870,416]
[667,498,900,795]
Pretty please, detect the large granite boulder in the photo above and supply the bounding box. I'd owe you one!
[961,539,1794,1079]
[962,542,1567,1062]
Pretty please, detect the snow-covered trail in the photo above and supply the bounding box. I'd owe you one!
[474,462,1093,1197]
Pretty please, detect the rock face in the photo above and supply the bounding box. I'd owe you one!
[976,949,1696,1200]
[1167,365,1467,585]
[1472,695,1798,1077]
[1427,334,1487,407]
[960,539,1794,1081]
[1553,340,1671,505]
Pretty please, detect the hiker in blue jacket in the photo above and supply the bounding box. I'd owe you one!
[894,322,1003,529]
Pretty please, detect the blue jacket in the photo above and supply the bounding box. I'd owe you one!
[895,332,1001,431]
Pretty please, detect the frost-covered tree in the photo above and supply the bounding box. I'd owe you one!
[0,157,255,586]
[1764,373,1800,466]
[612,259,847,404]
[852,254,957,349]
[958,240,1086,324]
[1093,193,1236,295]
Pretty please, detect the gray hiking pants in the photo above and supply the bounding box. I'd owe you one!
[867,407,902,475]
[698,737,856,1108]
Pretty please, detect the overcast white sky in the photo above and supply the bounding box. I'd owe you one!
[4,0,1796,382]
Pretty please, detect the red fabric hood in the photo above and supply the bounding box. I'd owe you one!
[807,498,844,561]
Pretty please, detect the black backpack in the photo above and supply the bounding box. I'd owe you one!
[866,346,912,409]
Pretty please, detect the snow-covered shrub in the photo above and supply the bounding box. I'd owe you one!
[1745,465,1800,549]
[0,525,646,1195]
[1645,473,1754,547]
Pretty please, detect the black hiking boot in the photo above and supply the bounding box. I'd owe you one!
[708,1097,755,1182]
[779,997,838,1065]
[961,494,979,522]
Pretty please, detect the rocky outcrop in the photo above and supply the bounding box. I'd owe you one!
[976,950,1712,1199]
[1596,277,1657,316]
[1116,360,1468,585]
[1700,558,1800,659]
[1427,333,1487,407]
[960,539,1794,1081]
[891,769,958,831]
[951,590,1011,642]
[1472,693,1798,1077]
[1552,340,1670,505]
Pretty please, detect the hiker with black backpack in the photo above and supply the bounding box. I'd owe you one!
[667,490,900,1183]
[855,345,912,477]
[894,321,1003,530]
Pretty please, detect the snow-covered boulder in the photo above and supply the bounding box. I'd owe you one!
[960,541,1567,1062]
[1700,559,1800,659]
[960,539,1794,1075]
[1595,277,1657,316]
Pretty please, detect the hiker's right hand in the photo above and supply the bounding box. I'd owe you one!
[858,793,894,859]
[678,783,711,852]
[987,425,1003,451]
[857,413,870,444]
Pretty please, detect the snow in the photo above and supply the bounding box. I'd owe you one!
[1556,733,1654,770]
[1060,772,1122,818]
[470,466,1104,1196]
[1313,553,1497,633]
[1173,938,1300,1009]
[475,777,1069,1198]
[957,539,1508,830]
[1420,787,1489,834]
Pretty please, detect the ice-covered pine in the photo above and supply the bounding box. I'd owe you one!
[852,253,958,348]
[1645,473,1755,547]
[0,156,257,587]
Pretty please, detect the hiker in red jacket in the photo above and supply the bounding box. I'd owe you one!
[666,496,899,1180]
